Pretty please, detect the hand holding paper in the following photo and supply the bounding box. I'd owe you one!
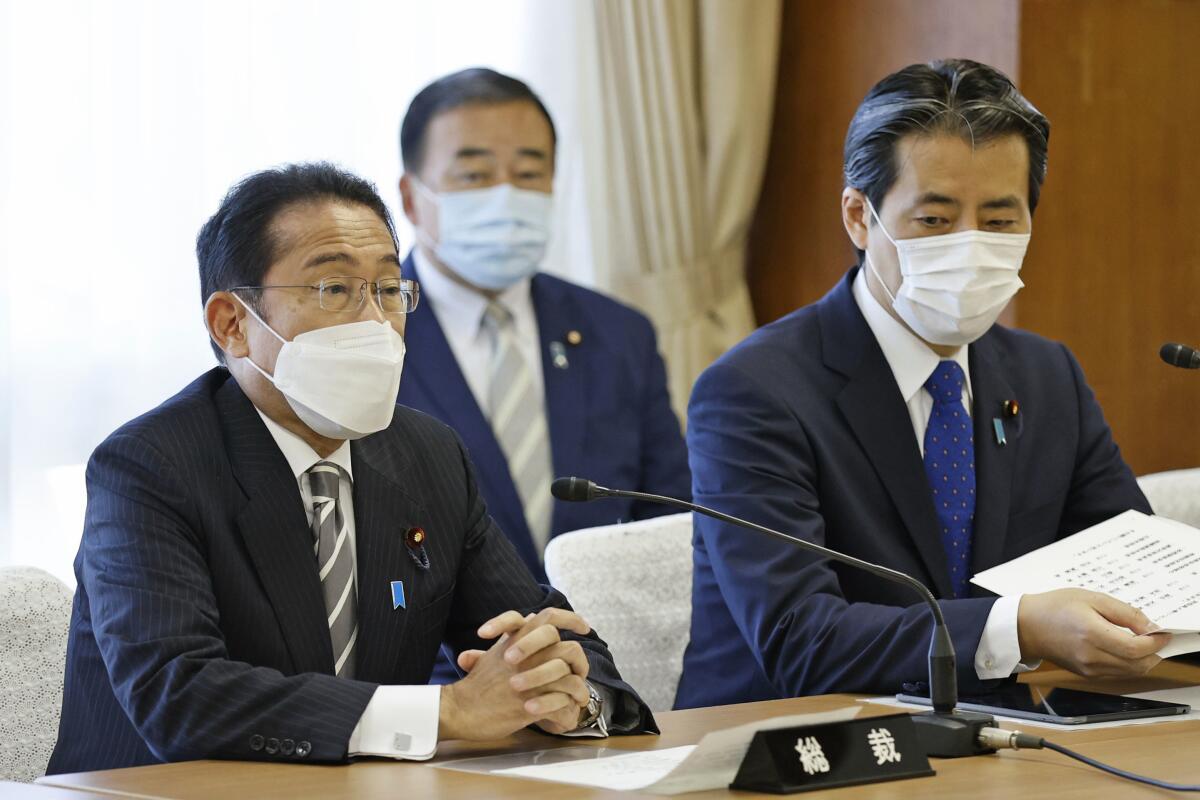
[1016,588,1168,677]
[973,510,1200,662]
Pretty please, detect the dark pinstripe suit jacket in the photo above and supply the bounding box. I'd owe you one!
[47,368,655,775]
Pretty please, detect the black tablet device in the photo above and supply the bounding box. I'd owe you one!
[897,685,1190,725]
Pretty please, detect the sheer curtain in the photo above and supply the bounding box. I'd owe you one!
[0,0,541,583]
[0,0,782,585]
[516,0,783,423]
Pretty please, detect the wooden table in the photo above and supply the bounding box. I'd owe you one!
[37,661,1200,799]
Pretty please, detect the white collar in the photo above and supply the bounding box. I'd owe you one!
[254,407,354,482]
[412,247,534,334]
[851,267,972,405]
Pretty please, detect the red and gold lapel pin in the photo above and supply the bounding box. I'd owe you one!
[404,527,430,570]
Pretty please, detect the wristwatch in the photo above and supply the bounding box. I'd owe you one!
[577,682,608,734]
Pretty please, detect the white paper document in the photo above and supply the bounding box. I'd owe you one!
[491,745,697,792]
[971,510,1200,658]
[439,706,860,794]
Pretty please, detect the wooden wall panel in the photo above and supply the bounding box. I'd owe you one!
[747,0,1200,474]
[747,0,1019,323]
[1017,0,1200,475]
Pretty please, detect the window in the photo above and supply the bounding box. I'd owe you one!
[0,0,547,583]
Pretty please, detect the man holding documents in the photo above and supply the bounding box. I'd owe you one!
[48,163,654,774]
[676,59,1164,710]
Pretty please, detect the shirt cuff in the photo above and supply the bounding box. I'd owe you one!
[348,685,440,760]
[975,594,1043,680]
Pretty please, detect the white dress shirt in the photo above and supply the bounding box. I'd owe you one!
[413,247,545,412]
[255,406,612,757]
[255,410,440,760]
[850,269,1037,680]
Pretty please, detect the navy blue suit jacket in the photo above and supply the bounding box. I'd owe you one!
[674,268,1150,709]
[397,254,691,579]
[48,369,655,775]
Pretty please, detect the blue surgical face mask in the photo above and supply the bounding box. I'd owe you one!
[413,180,552,291]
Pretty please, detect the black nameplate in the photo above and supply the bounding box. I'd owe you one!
[730,713,934,794]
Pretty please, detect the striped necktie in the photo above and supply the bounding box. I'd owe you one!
[307,461,357,678]
[482,300,554,555]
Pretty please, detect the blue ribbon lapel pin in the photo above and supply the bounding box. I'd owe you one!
[549,341,569,369]
[390,580,406,610]
[993,399,1022,446]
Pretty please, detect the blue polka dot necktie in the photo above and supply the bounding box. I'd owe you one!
[923,361,975,599]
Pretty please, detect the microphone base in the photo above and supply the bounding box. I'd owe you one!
[911,710,997,758]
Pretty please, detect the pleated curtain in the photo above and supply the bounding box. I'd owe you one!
[529,0,783,423]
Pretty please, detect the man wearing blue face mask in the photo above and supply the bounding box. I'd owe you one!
[395,68,691,582]
[48,163,656,775]
[676,59,1162,710]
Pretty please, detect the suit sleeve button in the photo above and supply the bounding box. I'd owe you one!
[281,738,295,756]
[265,737,280,755]
[296,740,312,757]
[249,734,264,752]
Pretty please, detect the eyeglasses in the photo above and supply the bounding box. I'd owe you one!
[230,277,419,315]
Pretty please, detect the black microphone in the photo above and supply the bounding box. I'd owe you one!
[551,476,995,758]
[1160,342,1200,369]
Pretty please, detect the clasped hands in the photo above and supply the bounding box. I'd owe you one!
[438,608,594,741]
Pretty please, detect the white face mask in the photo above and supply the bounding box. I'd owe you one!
[865,199,1030,346]
[414,179,552,291]
[236,297,406,440]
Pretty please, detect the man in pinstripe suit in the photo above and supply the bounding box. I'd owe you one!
[47,163,655,775]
